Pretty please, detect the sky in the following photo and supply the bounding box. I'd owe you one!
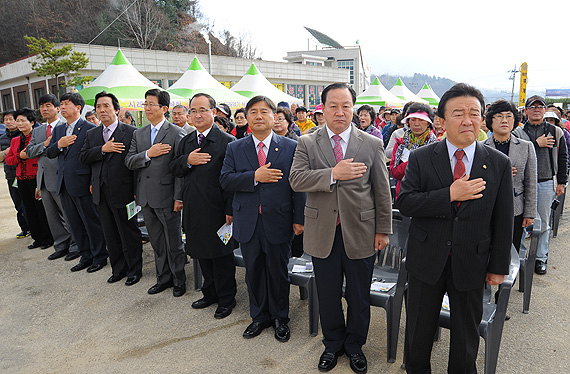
[200,0,570,95]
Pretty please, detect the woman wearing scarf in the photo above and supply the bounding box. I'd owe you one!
[390,103,437,198]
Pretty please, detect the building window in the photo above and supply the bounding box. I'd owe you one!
[34,87,46,108]
[17,91,28,109]
[337,60,354,85]
[2,94,13,110]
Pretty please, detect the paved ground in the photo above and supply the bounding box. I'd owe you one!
[1,172,569,374]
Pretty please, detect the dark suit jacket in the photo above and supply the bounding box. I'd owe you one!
[46,118,95,197]
[220,133,306,245]
[396,140,514,292]
[78,122,136,207]
[170,125,235,258]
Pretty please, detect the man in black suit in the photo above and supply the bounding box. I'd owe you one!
[397,83,514,374]
[46,93,108,273]
[170,93,236,319]
[79,91,143,286]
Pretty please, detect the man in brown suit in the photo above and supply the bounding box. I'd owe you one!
[289,82,392,373]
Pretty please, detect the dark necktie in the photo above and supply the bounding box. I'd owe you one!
[198,133,205,145]
[257,141,266,214]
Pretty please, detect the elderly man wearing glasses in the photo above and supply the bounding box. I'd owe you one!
[513,95,568,275]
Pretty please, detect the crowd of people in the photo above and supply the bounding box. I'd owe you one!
[0,81,568,373]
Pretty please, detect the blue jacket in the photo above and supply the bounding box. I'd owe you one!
[220,133,306,245]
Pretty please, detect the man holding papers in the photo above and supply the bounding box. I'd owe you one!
[170,93,237,319]
[79,91,142,286]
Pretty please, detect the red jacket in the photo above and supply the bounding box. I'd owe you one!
[5,134,38,180]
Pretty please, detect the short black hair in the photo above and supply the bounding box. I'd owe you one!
[245,96,277,114]
[234,108,245,119]
[214,116,230,131]
[437,83,485,119]
[276,107,294,125]
[145,88,170,108]
[321,82,356,106]
[94,91,120,111]
[190,93,216,109]
[295,106,307,113]
[3,110,16,120]
[14,107,37,123]
[357,105,377,123]
[485,99,521,132]
[60,92,85,112]
[39,94,60,107]
[85,110,97,118]
[405,102,434,122]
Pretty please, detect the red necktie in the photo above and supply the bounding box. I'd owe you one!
[453,149,465,208]
[332,135,343,164]
[453,149,465,181]
[332,135,343,225]
[46,125,51,138]
[258,141,266,214]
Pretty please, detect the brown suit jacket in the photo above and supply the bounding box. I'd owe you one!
[289,124,392,259]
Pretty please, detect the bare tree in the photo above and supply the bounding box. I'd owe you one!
[113,0,169,49]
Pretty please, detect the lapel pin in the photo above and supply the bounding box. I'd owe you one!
[483,164,487,169]
[275,148,279,151]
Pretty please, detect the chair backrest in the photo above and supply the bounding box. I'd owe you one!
[377,209,411,269]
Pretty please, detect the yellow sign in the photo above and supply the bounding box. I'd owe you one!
[518,62,528,107]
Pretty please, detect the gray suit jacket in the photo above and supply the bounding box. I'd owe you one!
[125,121,184,209]
[289,124,392,259]
[484,134,537,218]
[26,120,62,192]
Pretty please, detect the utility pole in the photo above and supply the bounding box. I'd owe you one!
[509,64,520,102]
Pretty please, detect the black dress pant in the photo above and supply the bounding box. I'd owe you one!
[96,183,142,277]
[404,257,483,374]
[513,214,524,252]
[7,178,29,232]
[312,225,376,355]
[198,253,236,307]
[241,215,291,323]
[17,178,52,245]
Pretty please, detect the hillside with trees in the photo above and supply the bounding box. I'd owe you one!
[0,0,256,65]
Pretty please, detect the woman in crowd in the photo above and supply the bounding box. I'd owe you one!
[432,114,445,140]
[309,104,326,133]
[545,110,570,159]
[483,99,537,251]
[356,105,383,143]
[230,108,251,138]
[273,107,298,140]
[5,108,53,249]
[390,103,437,198]
[214,116,230,133]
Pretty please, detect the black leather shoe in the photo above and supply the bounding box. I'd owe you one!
[64,252,81,261]
[40,243,53,250]
[28,242,41,249]
[48,250,68,260]
[87,263,106,273]
[125,275,141,286]
[535,260,547,275]
[173,284,186,297]
[318,349,344,372]
[348,352,367,373]
[148,281,173,295]
[191,298,217,309]
[214,299,236,319]
[70,260,93,272]
[274,319,290,342]
[107,274,126,283]
[243,321,272,339]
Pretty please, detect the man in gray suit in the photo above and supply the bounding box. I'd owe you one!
[125,89,187,297]
[26,94,79,261]
[289,83,392,373]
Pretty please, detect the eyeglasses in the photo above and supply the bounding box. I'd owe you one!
[143,102,161,108]
[527,105,546,110]
[492,114,514,121]
[189,108,212,115]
